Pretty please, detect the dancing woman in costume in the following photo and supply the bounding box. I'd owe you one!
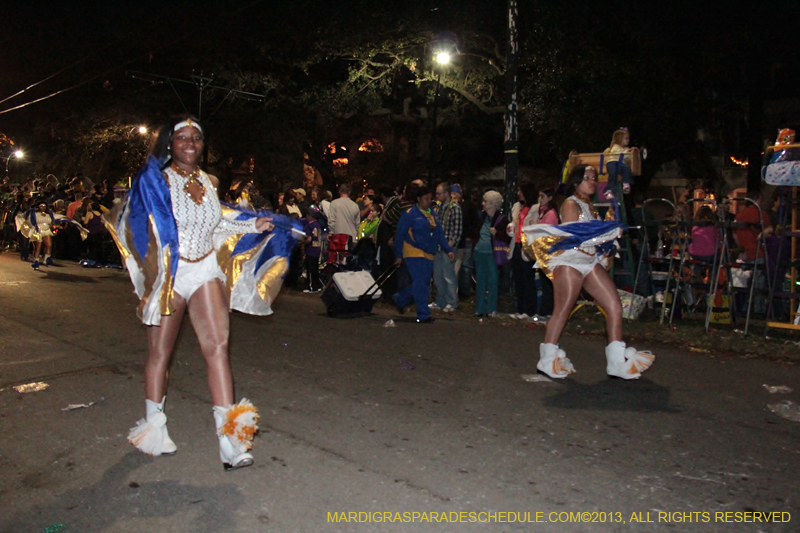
[20,201,57,269]
[106,115,301,470]
[523,165,654,380]
[17,200,87,269]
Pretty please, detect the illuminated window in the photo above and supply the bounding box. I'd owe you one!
[358,139,384,152]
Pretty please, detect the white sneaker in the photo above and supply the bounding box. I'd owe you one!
[213,399,259,471]
[488,311,500,318]
[605,341,655,379]
[428,303,442,310]
[529,314,549,324]
[537,343,576,379]
[509,313,520,319]
[517,313,530,320]
[443,304,456,313]
[128,397,176,456]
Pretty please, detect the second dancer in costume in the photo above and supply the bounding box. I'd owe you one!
[523,165,654,380]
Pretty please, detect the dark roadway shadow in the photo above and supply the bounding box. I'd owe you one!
[0,451,245,533]
[41,271,101,283]
[543,378,680,413]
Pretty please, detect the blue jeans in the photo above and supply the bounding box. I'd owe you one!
[394,257,434,320]
[474,251,499,314]
[433,250,458,308]
[457,240,474,294]
[606,161,632,191]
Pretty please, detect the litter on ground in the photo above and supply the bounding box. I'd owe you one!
[62,402,97,411]
[13,382,49,393]
[521,374,553,383]
[763,384,793,394]
[768,401,800,422]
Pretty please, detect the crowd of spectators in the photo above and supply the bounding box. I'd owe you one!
[0,174,120,265]
[262,177,557,321]
[2,170,559,320]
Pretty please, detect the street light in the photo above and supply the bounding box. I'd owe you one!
[429,51,451,179]
[3,150,23,176]
[138,126,148,134]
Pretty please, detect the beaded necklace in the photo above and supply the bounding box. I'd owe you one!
[170,163,206,206]
[573,191,598,218]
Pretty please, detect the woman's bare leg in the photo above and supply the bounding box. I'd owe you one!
[187,279,234,407]
[582,265,623,343]
[32,240,42,260]
[43,235,52,256]
[543,266,585,344]
[144,294,187,402]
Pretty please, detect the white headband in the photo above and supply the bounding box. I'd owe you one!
[173,119,203,134]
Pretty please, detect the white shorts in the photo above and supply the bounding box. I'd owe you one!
[173,253,226,301]
[548,249,609,278]
[28,229,54,242]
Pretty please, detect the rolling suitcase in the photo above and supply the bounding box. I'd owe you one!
[321,264,399,317]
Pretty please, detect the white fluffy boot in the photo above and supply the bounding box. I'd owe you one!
[537,343,576,379]
[128,397,177,456]
[606,341,655,379]
[213,398,259,471]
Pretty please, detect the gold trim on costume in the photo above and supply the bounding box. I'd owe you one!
[159,244,175,316]
[180,248,214,263]
[220,205,237,218]
[216,233,261,291]
[102,208,130,262]
[531,235,567,279]
[257,257,288,304]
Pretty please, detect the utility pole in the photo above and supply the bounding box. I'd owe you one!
[503,0,519,214]
[127,71,265,120]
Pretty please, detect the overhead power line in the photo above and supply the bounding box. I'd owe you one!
[127,71,266,120]
[0,45,114,106]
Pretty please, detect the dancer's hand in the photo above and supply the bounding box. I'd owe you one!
[256,217,274,232]
[447,252,455,262]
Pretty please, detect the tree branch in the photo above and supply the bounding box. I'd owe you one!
[439,79,504,114]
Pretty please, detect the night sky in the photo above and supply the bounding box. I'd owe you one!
[1,1,798,185]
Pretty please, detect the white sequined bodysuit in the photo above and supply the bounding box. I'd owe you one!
[568,195,600,256]
[27,212,55,241]
[165,167,256,261]
[165,167,258,300]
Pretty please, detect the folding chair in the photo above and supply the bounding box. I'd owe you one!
[666,198,722,331]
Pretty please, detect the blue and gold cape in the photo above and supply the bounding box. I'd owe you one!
[521,220,624,277]
[104,156,303,325]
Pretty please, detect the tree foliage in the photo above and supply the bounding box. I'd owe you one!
[4,0,797,195]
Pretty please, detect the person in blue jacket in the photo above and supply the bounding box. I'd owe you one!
[393,186,454,323]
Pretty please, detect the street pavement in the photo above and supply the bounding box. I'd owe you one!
[0,252,798,533]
